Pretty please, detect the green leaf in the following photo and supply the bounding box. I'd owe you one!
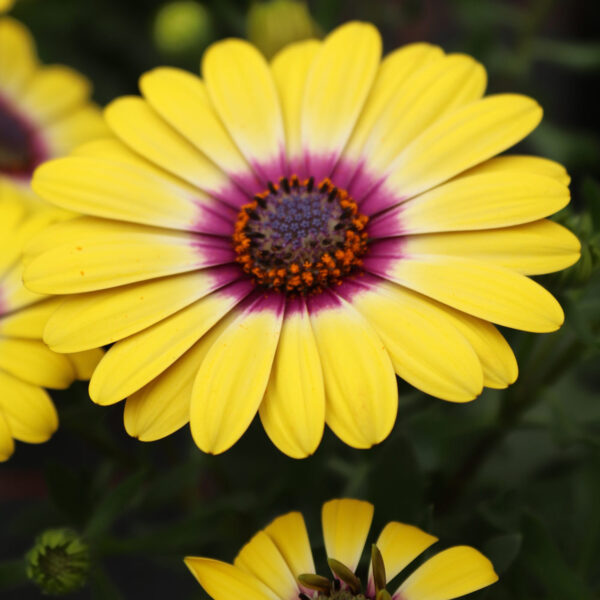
[84,469,147,541]
[89,565,124,600]
[483,533,522,575]
[582,177,600,233]
[532,39,600,70]
[519,513,595,600]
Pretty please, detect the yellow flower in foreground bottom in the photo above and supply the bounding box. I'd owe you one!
[25,22,579,458]
[0,191,103,461]
[185,498,498,600]
[0,16,106,211]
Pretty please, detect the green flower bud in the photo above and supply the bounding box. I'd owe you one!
[25,528,90,596]
[247,0,320,58]
[154,1,213,55]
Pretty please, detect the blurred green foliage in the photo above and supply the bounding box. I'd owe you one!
[2,0,600,598]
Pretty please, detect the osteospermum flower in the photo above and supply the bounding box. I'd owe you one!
[24,22,580,457]
[185,498,498,600]
[0,16,105,210]
[0,191,103,461]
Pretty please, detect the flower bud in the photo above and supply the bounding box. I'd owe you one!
[25,528,90,596]
[247,0,320,58]
[154,1,213,55]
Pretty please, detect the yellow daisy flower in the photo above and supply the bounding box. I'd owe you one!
[0,16,106,210]
[185,498,499,600]
[0,188,103,461]
[24,22,580,457]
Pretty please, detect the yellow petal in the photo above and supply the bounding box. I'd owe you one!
[72,136,156,165]
[0,17,37,97]
[427,305,518,389]
[342,43,444,166]
[140,67,255,184]
[104,96,232,196]
[374,171,569,236]
[22,65,91,123]
[67,349,104,380]
[371,253,563,332]
[362,54,486,176]
[367,522,438,594]
[0,198,28,274]
[345,279,483,402]
[44,105,108,156]
[72,135,248,209]
[23,218,232,294]
[259,298,325,458]
[184,557,279,600]
[89,282,248,405]
[45,268,238,352]
[0,408,15,462]
[302,22,381,178]
[234,531,299,600]
[190,295,284,454]
[396,546,498,600]
[462,154,570,186]
[263,511,315,579]
[0,338,75,389]
[123,333,217,441]
[402,220,581,276]
[271,39,321,167]
[32,156,235,234]
[308,294,397,448]
[0,298,57,339]
[322,498,374,572]
[0,260,45,313]
[0,370,58,443]
[203,38,285,179]
[384,94,543,200]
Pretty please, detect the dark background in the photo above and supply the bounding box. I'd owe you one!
[1,0,600,598]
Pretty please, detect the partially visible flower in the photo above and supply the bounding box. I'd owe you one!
[0,190,103,461]
[0,16,106,213]
[153,1,213,55]
[186,498,498,600]
[248,0,319,58]
[25,528,90,596]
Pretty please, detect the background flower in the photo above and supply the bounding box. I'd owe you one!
[0,189,103,461]
[0,16,106,213]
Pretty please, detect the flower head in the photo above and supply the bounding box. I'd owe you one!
[0,16,106,211]
[185,498,498,600]
[25,22,579,457]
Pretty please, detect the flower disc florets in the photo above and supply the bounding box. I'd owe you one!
[233,176,369,295]
[0,95,45,178]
